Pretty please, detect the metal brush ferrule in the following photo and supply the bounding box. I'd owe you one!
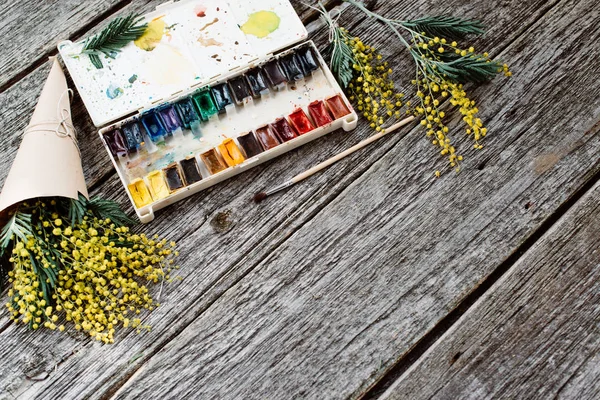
[266,180,294,196]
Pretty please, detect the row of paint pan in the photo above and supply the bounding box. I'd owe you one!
[127,95,352,208]
[102,45,323,156]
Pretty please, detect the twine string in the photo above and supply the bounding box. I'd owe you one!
[327,9,341,43]
[23,89,80,156]
[304,2,343,45]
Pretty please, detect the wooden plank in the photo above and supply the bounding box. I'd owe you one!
[554,354,600,399]
[0,0,596,398]
[380,180,600,400]
[0,0,124,89]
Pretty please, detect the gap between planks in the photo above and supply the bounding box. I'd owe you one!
[361,38,595,400]
[104,107,418,400]
[98,6,399,399]
[357,1,594,394]
[361,160,600,399]
[377,176,600,399]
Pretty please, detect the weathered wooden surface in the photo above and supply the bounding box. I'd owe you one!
[0,0,121,89]
[0,0,599,398]
[99,0,600,396]
[382,179,600,399]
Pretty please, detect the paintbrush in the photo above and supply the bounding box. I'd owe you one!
[253,115,415,203]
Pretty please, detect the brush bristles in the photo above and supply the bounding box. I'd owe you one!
[253,192,268,203]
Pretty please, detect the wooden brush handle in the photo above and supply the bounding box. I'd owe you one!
[292,116,415,183]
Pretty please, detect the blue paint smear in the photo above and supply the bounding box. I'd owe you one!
[106,84,124,99]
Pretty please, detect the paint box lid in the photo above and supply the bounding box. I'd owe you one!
[57,0,308,126]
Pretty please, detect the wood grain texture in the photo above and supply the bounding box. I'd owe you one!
[0,0,599,399]
[0,0,124,89]
[381,180,600,400]
[4,0,594,398]
[105,0,600,398]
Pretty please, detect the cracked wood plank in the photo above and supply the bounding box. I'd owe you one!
[0,0,594,398]
[381,179,600,400]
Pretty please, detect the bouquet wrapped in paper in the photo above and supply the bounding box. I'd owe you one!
[0,57,88,214]
[0,59,178,343]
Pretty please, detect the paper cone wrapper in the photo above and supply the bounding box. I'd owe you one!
[0,58,88,214]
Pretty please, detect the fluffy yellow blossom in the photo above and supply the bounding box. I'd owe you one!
[343,31,407,132]
[4,200,179,344]
[405,31,510,173]
[319,3,510,173]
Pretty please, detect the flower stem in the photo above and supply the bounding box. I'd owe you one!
[343,0,412,49]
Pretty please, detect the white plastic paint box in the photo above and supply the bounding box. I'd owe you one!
[58,0,357,223]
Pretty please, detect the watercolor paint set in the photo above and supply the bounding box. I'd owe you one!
[58,0,357,222]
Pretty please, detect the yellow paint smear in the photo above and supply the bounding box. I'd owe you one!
[218,139,245,167]
[134,18,166,51]
[240,11,280,38]
[147,170,170,200]
[128,179,153,208]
